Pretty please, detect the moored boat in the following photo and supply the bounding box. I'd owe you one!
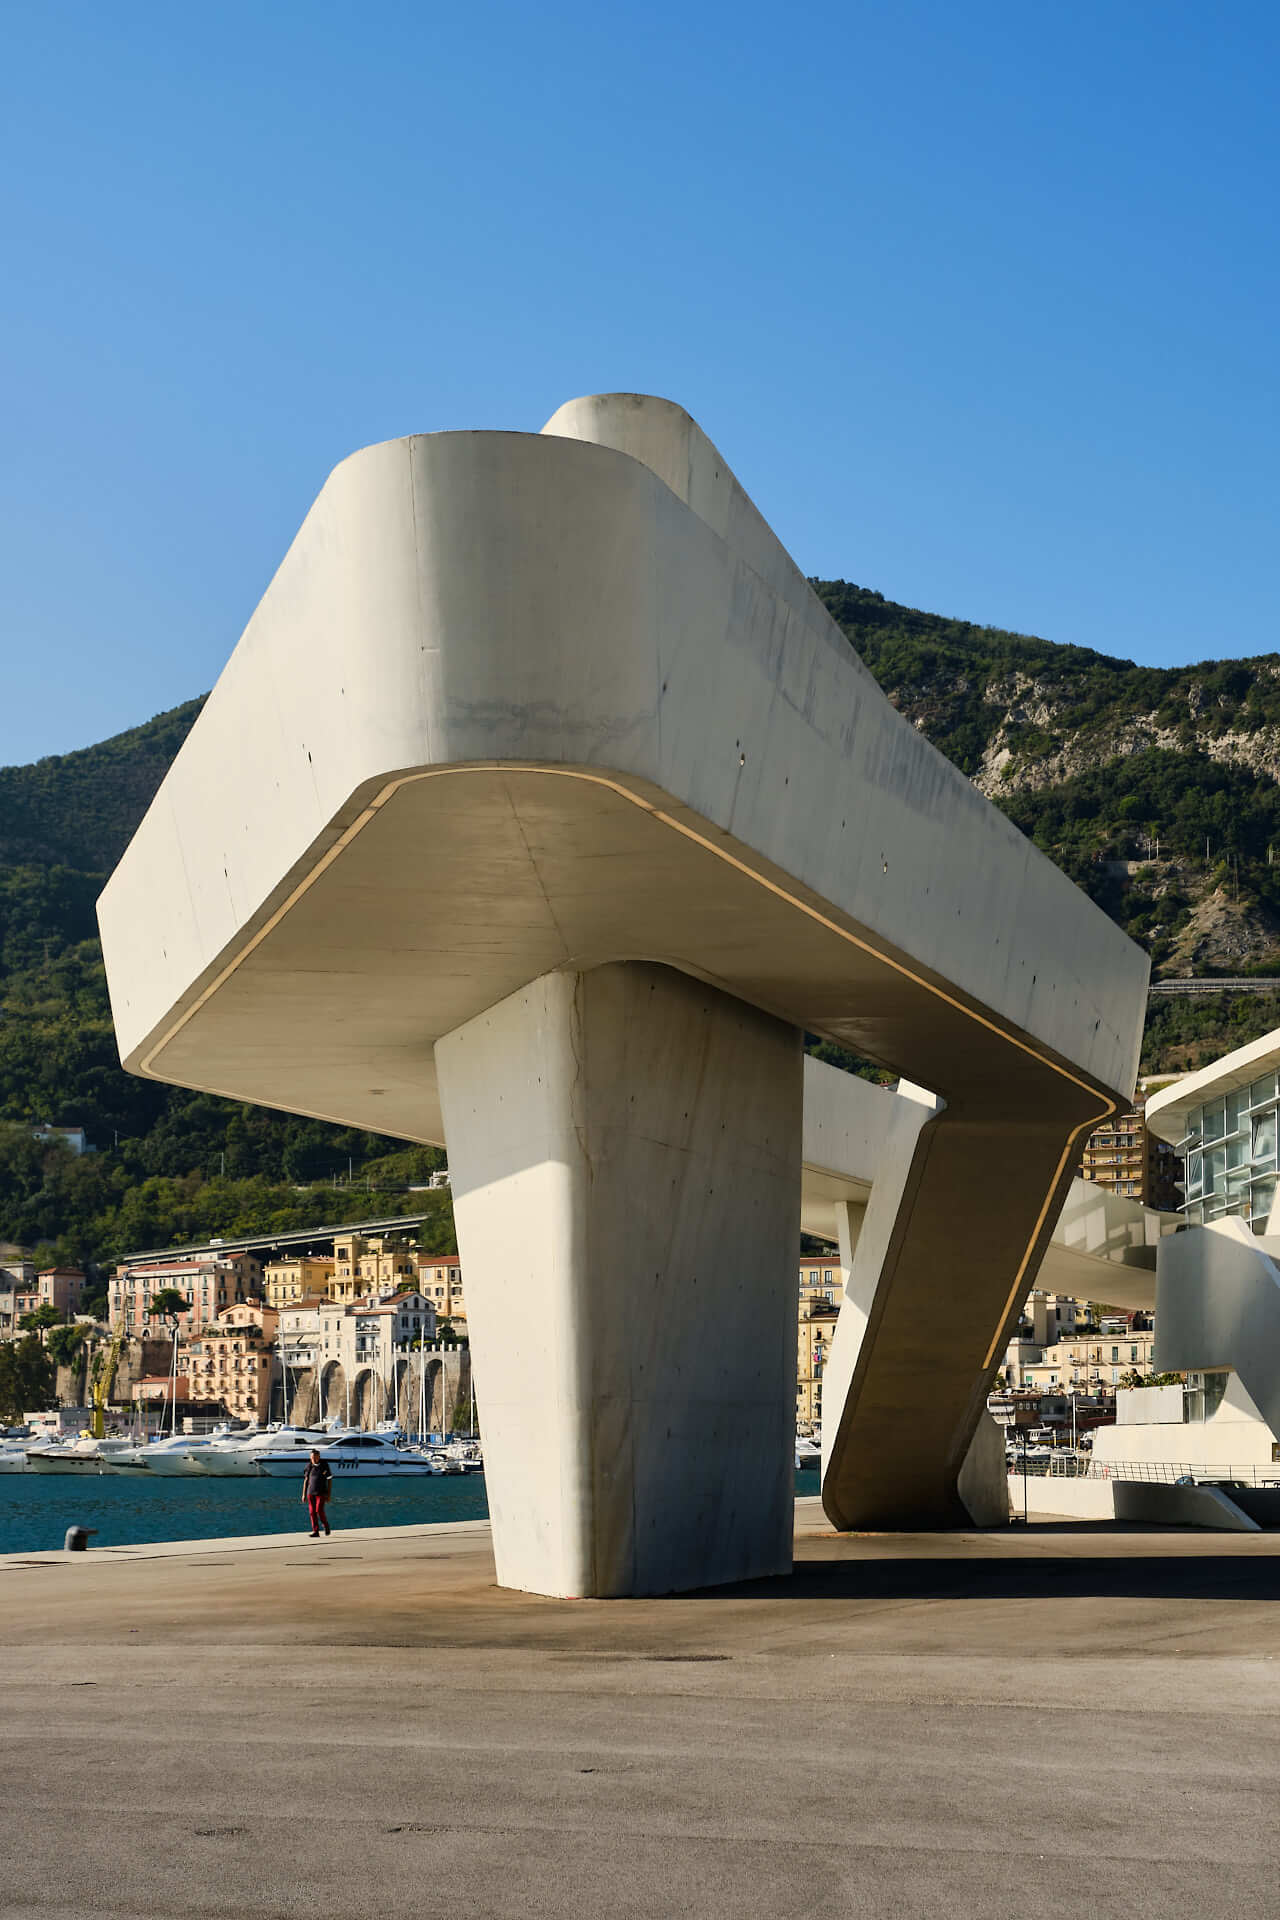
[100,1433,212,1475]
[255,1431,435,1478]
[25,1437,136,1474]
[194,1426,331,1476]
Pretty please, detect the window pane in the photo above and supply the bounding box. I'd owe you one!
[1204,1100,1227,1141]
[1207,1148,1227,1190]
[1228,1134,1248,1170]
[1253,1113,1277,1163]
[1186,1151,1203,1193]
[1252,1075,1276,1108]
[1226,1089,1247,1132]
[1253,1178,1278,1232]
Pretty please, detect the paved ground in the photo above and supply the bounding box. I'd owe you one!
[2,1499,1279,1919]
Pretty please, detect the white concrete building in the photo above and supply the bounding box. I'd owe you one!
[1127,1035,1280,1465]
[316,1290,436,1400]
[277,1298,324,1381]
[1093,1374,1279,1474]
[31,1124,92,1156]
[98,393,1149,1595]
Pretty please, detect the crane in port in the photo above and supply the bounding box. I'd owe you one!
[89,1324,127,1440]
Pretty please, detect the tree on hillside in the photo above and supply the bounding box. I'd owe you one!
[46,1323,88,1367]
[18,1303,62,1339]
[0,1334,55,1421]
[147,1289,189,1325]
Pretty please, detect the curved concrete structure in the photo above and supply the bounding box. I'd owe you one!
[99,393,1149,1593]
[800,1059,1176,1527]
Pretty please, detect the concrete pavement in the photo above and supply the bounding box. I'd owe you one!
[2,1501,1279,1918]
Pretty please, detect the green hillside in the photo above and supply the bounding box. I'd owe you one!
[0,703,449,1281]
[7,583,1280,1274]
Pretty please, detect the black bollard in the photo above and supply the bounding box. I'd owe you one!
[64,1526,97,1552]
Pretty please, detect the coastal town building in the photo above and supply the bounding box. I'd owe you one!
[415,1253,465,1324]
[330,1232,421,1303]
[317,1290,436,1382]
[180,1303,280,1424]
[31,1123,93,1156]
[13,1267,87,1323]
[0,1249,35,1288]
[797,1299,838,1427]
[796,1255,840,1427]
[110,1250,264,1336]
[0,1251,35,1338]
[1006,1327,1156,1394]
[131,1373,191,1419]
[277,1298,325,1383]
[262,1254,336,1309]
[1078,1098,1182,1210]
[798,1257,839,1321]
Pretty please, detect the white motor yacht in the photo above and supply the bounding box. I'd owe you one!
[794,1436,822,1470]
[255,1431,436,1477]
[99,1433,212,1475]
[195,1426,331,1476]
[25,1436,136,1474]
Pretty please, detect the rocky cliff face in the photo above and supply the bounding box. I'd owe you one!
[967,673,1280,800]
[811,580,1280,988]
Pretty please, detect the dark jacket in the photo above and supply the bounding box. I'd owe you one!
[303,1458,332,1500]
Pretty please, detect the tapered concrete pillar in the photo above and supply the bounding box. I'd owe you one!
[436,961,803,1598]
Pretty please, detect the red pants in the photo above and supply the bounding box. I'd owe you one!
[307,1495,329,1533]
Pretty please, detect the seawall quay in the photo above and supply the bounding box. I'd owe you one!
[3,1503,1279,1918]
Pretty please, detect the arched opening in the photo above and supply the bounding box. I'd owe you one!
[392,1356,411,1429]
[288,1368,320,1429]
[320,1360,346,1428]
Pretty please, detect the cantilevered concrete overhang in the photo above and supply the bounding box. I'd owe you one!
[101,396,1142,1128]
[100,394,1150,1591]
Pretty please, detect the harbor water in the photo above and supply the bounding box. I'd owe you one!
[1,1466,822,1556]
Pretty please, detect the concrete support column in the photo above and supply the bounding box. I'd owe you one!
[436,961,803,1598]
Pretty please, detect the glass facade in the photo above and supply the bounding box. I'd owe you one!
[1179,1071,1280,1232]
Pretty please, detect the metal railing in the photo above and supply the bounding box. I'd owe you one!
[1019,1451,1280,1487]
[1149,979,1280,996]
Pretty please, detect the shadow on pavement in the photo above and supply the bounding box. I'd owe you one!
[698,1552,1280,1603]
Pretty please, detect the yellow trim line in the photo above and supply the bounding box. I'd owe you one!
[137,760,1118,1357]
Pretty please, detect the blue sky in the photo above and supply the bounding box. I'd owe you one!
[3,0,1278,761]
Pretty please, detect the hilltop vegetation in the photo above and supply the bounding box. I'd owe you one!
[7,583,1280,1270]
[0,704,448,1274]
[814,582,1280,782]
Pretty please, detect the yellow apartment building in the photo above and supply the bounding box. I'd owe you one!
[330,1233,422,1303]
[415,1253,465,1324]
[797,1295,839,1429]
[797,1258,842,1426]
[799,1256,840,1321]
[263,1254,336,1309]
[1079,1098,1182,1210]
[1013,1328,1157,1394]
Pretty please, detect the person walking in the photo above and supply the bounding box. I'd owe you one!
[302,1448,333,1537]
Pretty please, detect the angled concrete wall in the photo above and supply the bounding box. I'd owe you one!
[1155,1217,1280,1444]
